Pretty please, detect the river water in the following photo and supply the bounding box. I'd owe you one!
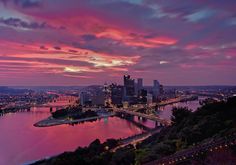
[158,97,205,120]
[0,102,143,165]
[0,97,204,165]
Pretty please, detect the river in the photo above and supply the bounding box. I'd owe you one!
[0,97,205,165]
[0,101,143,165]
[132,97,206,128]
[158,97,206,120]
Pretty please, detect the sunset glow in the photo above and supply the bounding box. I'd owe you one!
[0,0,235,85]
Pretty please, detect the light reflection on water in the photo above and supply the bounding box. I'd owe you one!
[0,107,142,165]
[0,97,204,165]
[158,97,205,120]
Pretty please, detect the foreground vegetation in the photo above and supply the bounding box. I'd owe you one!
[33,97,236,165]
[51,106,98,120]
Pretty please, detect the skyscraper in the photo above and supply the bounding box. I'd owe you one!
[79,92,91,106]
[110,84,123,106]
[138,89,147,104]
[153,80,160,102]
[91,87,105,106]
[153,80,160,89]
[123,75,135,97]
[137,78,143,90]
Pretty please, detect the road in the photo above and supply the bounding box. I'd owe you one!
[111,128,162,152]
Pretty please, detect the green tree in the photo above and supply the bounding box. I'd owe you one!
[171,107,191,124]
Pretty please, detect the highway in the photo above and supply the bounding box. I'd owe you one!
[111,128,162,152]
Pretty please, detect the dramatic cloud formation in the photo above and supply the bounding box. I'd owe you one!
[0,0,235,85]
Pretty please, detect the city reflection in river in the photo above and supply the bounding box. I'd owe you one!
[0,107,142,165]
[0,97,204,165]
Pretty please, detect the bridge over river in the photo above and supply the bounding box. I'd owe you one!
[34,104,171,127]
[113,109,171,126]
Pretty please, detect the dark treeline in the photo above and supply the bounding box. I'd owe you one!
[51,106,98,120]
[135,97,236,164]
[0,106,31,116]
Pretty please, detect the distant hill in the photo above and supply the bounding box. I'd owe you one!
[11,86,86,91]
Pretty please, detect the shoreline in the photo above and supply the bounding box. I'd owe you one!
[24,128,161,165]
[34,113,115,127]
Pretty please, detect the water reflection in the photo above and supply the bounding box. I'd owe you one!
[0,97,206,165]
[158,97,205,120]
[0,107,142,165]
[133,116,156,129]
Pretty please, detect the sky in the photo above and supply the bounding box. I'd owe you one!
[0,0,236,86]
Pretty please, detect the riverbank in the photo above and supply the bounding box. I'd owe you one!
[34,113,115,127]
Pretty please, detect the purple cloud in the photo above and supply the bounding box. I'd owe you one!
[0,0,235,85]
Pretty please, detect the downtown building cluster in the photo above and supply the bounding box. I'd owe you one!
[79,75,164,107]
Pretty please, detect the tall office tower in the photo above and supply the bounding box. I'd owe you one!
[160,84,164,95]
[153,80,160,89]
[91,87,105,106]
[103,82,111,106]
[137,78,143,90]
[138,89,147,104]
[153,80,160,102]
[123,75,135,97]
[79,92,85,106]
[79,92,91,106]
[110,84,123,106]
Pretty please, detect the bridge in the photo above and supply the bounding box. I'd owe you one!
[113,109,171,126]
[155,95,198,107]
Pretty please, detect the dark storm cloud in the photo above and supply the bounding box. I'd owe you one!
[39,45,48,50]
[0,55,94,67]
[0,17,50,29]
[71,36,138,57]
[68,49,78,53]
[53,46,61,50]
[81,34,97,41]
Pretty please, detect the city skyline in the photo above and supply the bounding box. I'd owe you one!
[0,0,236,86]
